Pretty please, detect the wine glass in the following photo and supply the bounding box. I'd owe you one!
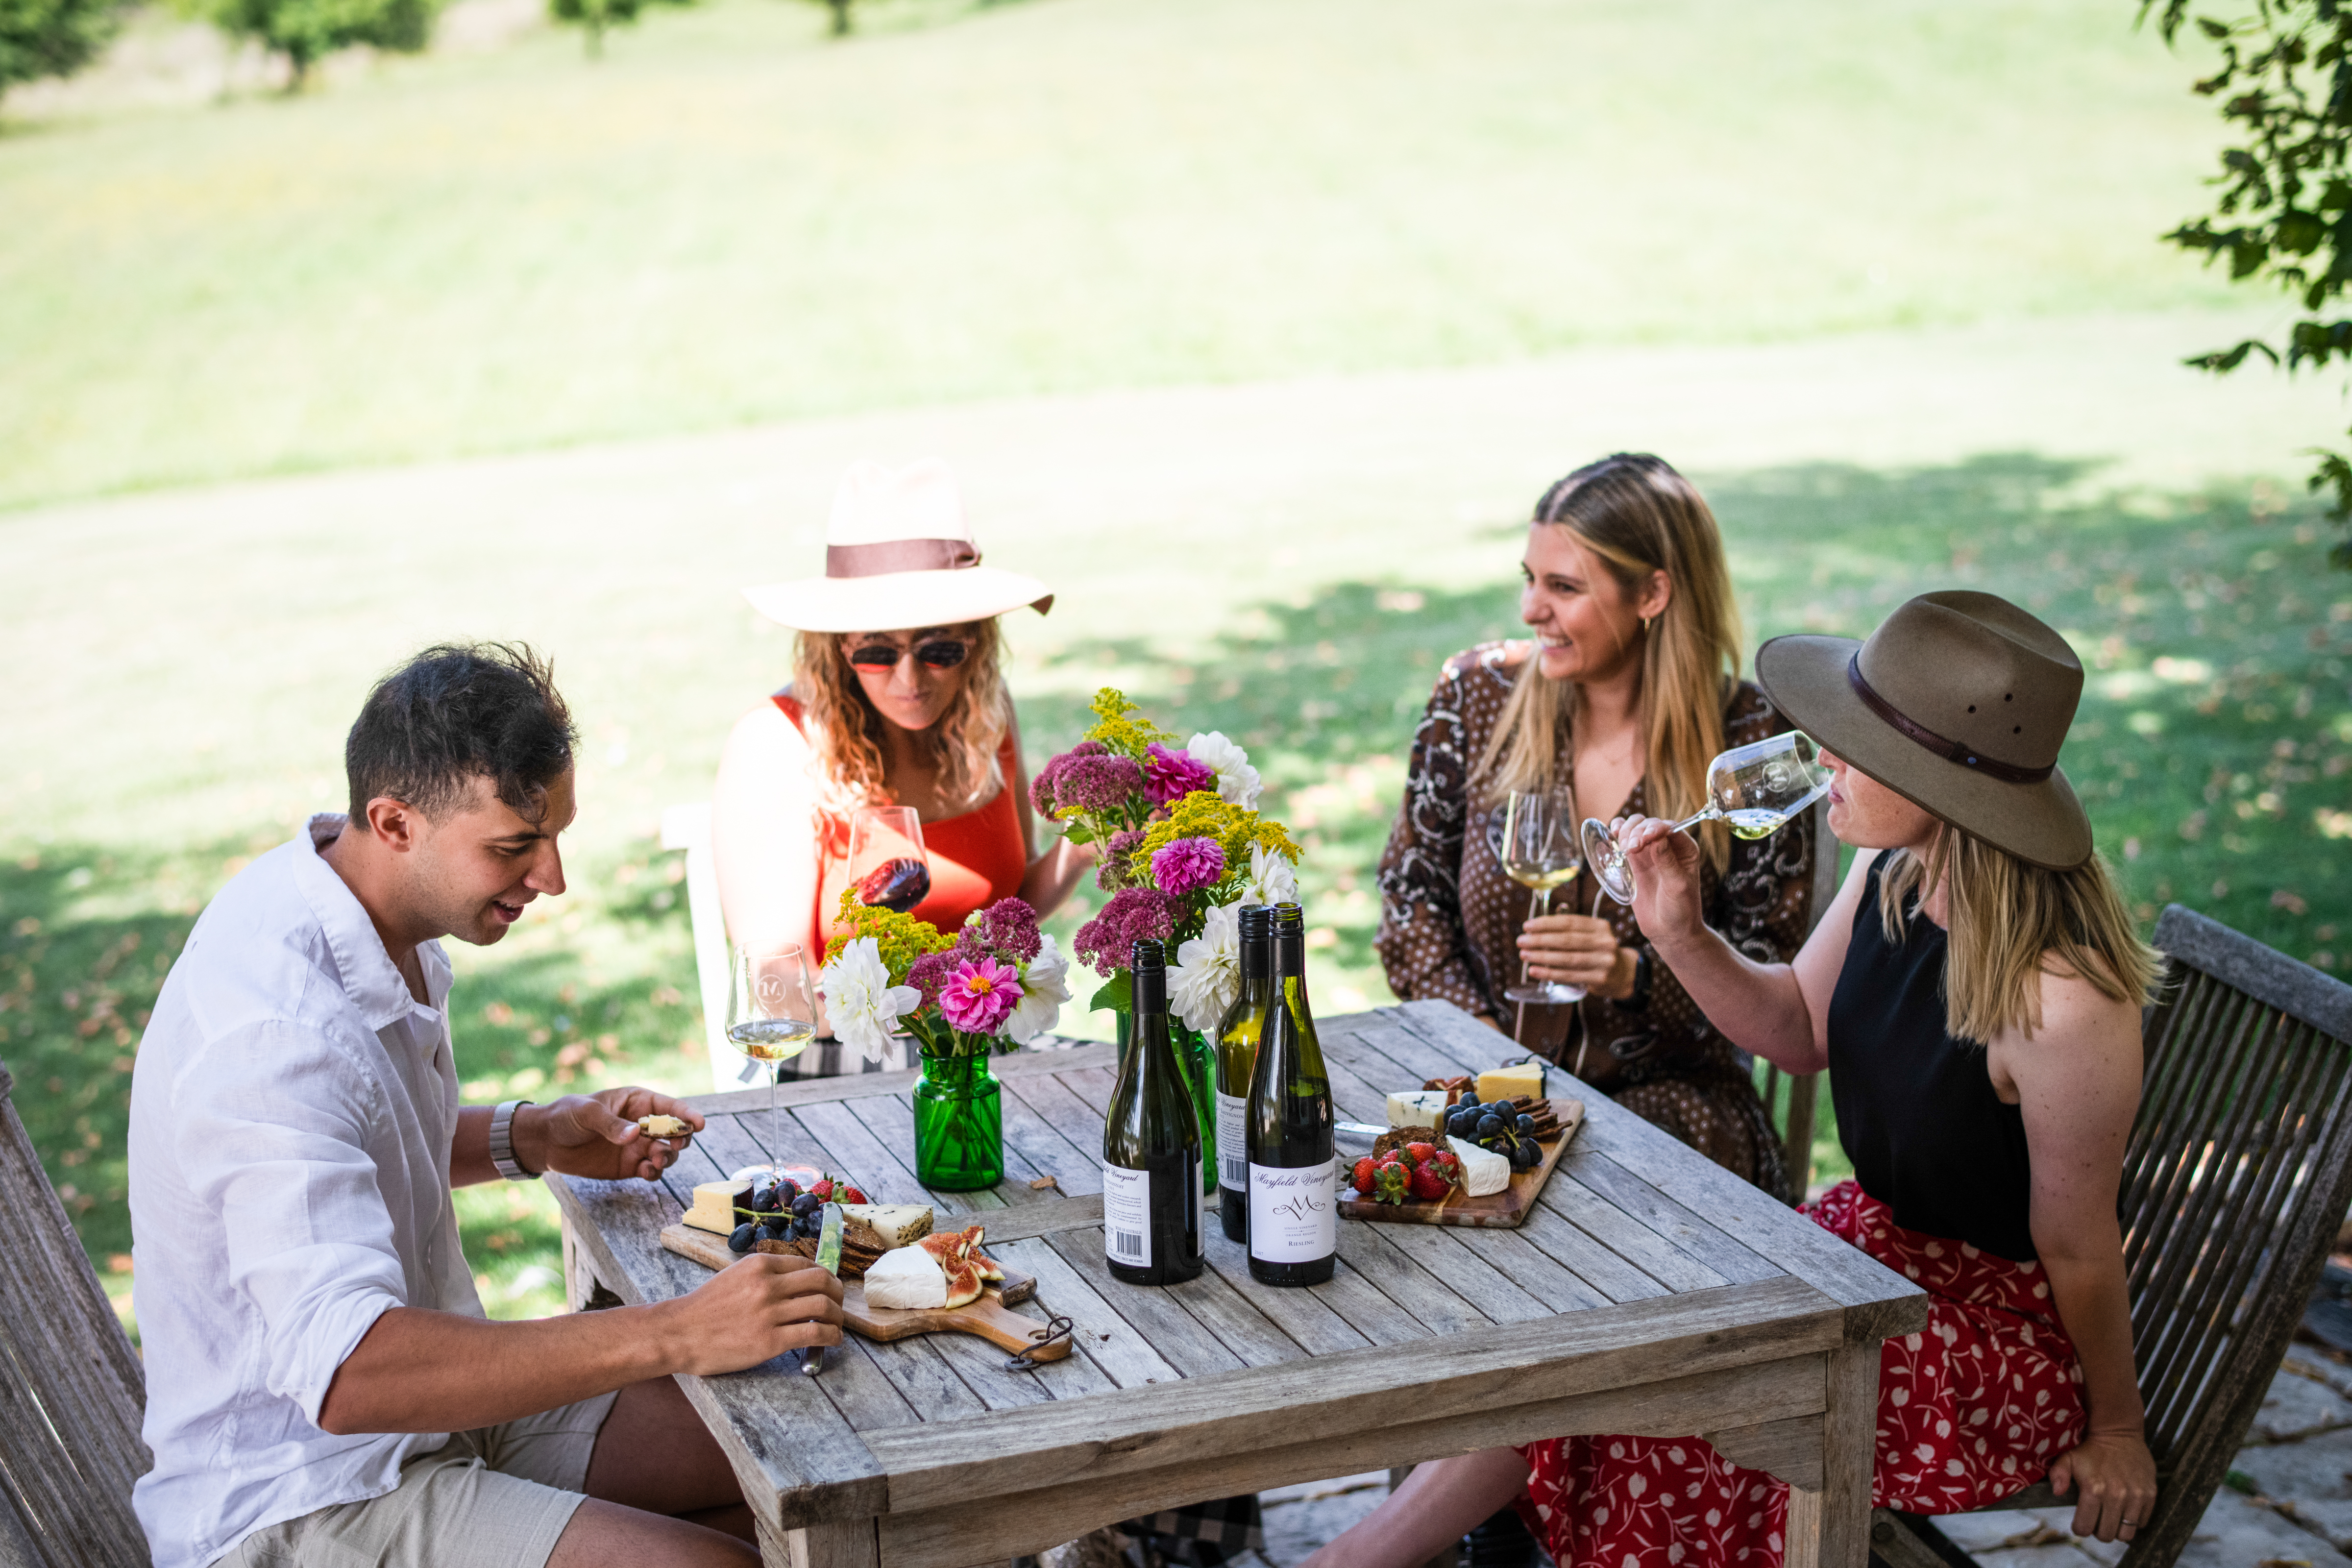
[1580,731,1830,906]
[848,805,931,913]
[727,944,816,1148]
[1491,789,1586,1006]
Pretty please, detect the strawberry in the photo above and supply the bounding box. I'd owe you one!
[1372,1162,1411,1205]
[808,1178,835,1200]
[1404,1141,1438,1167]
[1407,1162,1453,1202]
[1430,1150,1462,1181]
[1352,1155,1379,1195]
[841,1186,867,1204]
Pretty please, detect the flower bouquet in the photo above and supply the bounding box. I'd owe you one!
[1033,686,1303,1036]
[816,891,1073,1189]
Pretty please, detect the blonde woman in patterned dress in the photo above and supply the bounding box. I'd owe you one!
[1374,453,1814,1201]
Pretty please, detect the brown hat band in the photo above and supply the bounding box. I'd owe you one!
[826,538,981,579]
[1846,655,2055,785]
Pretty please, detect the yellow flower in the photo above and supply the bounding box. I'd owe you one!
[1083,686,1173,761]
[1133,791,1303,877]
[823,888,954,980]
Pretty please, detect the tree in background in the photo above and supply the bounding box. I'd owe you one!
[183,0,438,87]
[548,0,686,57]
[0,0,120,100]
[2152,0,2352,567]
[800,0,850,35]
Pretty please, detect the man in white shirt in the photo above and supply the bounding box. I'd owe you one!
[130,643,842,1568]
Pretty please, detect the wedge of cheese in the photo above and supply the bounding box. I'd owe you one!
[839,1203,933,1251]
[637,1114,690,1138]
[683,1179,748,1235]
[861,1244,948,1310]
[1386,1089,1451,1130]
[1475,1060,1546,1104]
[1446,1137,1512,1198]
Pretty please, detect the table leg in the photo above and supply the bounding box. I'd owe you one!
[1783,1342,1881,1568]
[754,1513,879,1568]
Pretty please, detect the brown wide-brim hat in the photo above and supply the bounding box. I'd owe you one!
[1755,590,2094,870]
[742,458,1054,635]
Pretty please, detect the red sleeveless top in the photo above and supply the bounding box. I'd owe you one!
[772,694,1029,943]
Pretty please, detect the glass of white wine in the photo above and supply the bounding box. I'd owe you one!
[1580,731,1830,906]
[727,943,816,1149]
[1492,788,1587,1006]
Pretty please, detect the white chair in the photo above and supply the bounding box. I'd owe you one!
[659,801,754,1094]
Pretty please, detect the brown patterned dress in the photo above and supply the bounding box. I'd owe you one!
[1374,642,1817,1201]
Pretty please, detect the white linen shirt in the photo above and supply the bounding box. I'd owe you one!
[129,815,486,1568]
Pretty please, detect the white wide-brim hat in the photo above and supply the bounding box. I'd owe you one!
[742,459,1054,635]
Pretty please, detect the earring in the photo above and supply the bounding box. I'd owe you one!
[1641,615,1654,634]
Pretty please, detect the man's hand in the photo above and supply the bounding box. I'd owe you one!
[657,1254,846,1375]
[1617,815,1707,952]
[1516,913,1631,996]
[2047,1430,2158,1544]
[515,1088,703,1182]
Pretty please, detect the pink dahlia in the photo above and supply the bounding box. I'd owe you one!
[939,956,1023,1035]
[1150,836,1226,897]
[1074,887,1176,976]
[1143,743,1216,806]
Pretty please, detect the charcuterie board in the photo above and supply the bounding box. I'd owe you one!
[658,1224,1072,1362]
[1338,1097,1584,1229]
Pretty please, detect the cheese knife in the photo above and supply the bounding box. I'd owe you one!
[803,1202,844,1377]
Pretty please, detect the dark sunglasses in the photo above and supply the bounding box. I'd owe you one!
[846,638,972,671]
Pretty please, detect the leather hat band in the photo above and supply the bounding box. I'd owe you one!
[1846,655,2054,785]
[826,539,981,578]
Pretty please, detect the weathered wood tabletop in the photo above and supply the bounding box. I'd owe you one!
[550,999,1928,1568]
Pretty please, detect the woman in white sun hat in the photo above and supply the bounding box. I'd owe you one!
[713,459,1091,1066]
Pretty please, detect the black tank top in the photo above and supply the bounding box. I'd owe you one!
[1827,858,2037,1261]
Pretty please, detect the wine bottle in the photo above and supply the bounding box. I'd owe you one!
[1246,903,1335,1286]
[1214,905,1273,1243]
[1101,938,1205,1286]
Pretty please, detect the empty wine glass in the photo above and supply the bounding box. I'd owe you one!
[1490,788,1586,1005]
[848,805,931,913]
[727,944,816,1148]
[1581,731,1830,906]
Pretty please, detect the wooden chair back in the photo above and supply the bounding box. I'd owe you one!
[0,1062,150,1567]
[1757,793,1842,1196]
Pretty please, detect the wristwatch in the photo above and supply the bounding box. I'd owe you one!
[490,1099,539,1181]
[1614,948,1653,1012]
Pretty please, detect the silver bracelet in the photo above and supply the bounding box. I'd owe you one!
[489,1099,538,1181]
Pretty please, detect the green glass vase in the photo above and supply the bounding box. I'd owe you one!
[912,1049,1004,1191]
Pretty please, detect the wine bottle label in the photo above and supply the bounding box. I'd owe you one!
[1215,1093,1248,1192]
[1101,1163,1152,1266]
[1247,1160,1336,1264]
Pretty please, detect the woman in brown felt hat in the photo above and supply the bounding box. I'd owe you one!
[712,460,1093,1066]
[1312,591,2160,1568]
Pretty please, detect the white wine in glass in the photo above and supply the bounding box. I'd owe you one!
[1492,789,1586,1006]
[727,944,816,1150]
[1581,731,1830,906]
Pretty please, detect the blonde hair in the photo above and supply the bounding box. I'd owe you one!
[1472,453,1744,872]
[1879,830,2160,1044]
[790,620,1009,813]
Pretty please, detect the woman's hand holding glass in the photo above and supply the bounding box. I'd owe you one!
[1515,913,1635,998]
[1613,813,1710,950]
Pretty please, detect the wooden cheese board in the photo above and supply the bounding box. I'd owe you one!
[1337,1097,1585,1229]
[657,1224,1073,1362]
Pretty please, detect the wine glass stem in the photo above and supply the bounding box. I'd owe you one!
[1668,808,1715,833]
[1519,886,1551,987]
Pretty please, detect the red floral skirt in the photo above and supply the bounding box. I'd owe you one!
[1516,1180,2085,1568]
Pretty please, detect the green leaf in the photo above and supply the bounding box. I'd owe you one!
[1060,822,1097,847]
[1088,972,1133,1014]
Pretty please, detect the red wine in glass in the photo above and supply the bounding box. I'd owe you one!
[856,857,931,913]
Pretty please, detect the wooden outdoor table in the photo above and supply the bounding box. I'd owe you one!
[550,999,1927,1568]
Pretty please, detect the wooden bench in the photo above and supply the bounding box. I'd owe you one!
[1872,903,2352,1568]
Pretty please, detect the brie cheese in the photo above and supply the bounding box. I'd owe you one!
[1475,1061,1546,1104]
[839,1203,933,1250]
[861,1244,948,1310]
[1447,1136,1511,1198]
[683,1179,748,1235]
[1386,1089,1450,1130]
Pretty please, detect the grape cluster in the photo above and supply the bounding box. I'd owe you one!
[1443,1091,1544,1171]
[725,1176,828,1253]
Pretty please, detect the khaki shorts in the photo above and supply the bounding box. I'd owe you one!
[217,1391,620,1568]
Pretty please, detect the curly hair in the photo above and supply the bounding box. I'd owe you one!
[345,642,576,823]
[790,619,1010,813]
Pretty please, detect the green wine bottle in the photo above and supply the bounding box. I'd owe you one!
[1215,905,1273,1243]
[1101,938,1205,1286]
[1246,903,1335,1286]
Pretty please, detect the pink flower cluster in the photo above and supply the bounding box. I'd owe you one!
[1096,828,1146,891]
[906,897,1042,1019]
[1031,741,1147,817]
[1149,836,1225,897]
[1143,743,1215,806]
[1073,887,1176,977]
[938,956,1022,1034]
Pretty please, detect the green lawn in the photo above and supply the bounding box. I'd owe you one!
[0,0,2246,509]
